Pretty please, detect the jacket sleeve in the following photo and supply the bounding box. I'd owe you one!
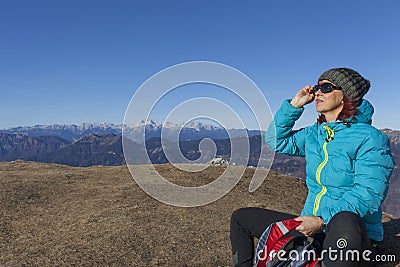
[264,99,309,157]
[319,131,394,223]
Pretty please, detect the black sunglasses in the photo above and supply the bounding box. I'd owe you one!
[313,83,342,94]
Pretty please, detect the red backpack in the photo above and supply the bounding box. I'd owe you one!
[254,219,321,267]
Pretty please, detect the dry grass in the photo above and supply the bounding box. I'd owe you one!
[0,161,398,266]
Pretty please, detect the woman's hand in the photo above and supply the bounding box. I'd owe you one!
[290,86,315,108]
[294,216,324,236]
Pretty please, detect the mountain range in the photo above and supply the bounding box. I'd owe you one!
[0,123,399,218]
[0,121,261,143]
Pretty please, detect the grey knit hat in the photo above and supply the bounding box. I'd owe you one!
[318,67,370,105]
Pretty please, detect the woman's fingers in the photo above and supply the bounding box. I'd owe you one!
[290,86,315,108]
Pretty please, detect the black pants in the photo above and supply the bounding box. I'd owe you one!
[230,207,375,267]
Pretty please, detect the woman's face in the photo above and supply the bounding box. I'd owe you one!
[315,80,344,119]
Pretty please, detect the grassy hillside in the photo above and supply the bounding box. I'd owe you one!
[0,161,399,266]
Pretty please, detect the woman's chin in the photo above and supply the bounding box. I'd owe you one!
[316,106,324,113]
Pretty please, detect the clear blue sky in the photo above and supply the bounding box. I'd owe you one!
[1,0,400,130]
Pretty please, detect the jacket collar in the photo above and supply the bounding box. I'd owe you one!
[317,99,374,135]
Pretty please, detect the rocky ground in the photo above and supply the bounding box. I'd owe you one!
[0,161,399,266]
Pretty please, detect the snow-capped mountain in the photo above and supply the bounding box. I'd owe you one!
[0,123,123,141]
[381,129,400,145]
[0,121,260,142]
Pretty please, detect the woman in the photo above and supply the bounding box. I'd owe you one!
[230,68,394,266]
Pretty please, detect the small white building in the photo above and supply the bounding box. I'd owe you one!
[209,156,228,166]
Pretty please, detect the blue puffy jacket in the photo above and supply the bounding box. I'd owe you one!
[265,99,394,241]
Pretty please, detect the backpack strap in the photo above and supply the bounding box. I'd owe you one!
[276,221,290,235]
[254,219,302,266]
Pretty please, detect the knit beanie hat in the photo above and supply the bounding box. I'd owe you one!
[318,68,370,106]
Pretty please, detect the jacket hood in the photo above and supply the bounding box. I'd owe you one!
[353,99,374,125]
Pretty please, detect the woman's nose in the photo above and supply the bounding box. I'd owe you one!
[315,91,322,96]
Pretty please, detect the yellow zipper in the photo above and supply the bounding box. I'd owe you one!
[312,126,334,216]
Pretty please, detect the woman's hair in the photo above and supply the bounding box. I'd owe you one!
[317,96,360,124]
